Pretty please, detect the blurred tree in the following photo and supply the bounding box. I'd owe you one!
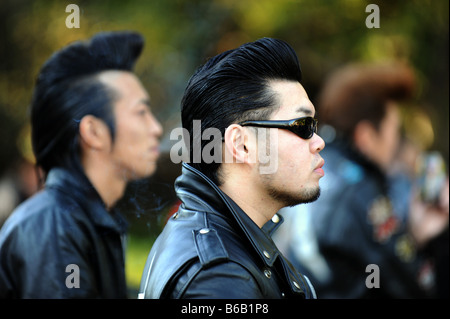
[0,0,448,198]
[1,0,448,294]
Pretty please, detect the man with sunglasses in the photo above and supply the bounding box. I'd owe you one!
[139,38,324,299]
[275,63,449,298]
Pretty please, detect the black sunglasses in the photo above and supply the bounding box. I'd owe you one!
[239,116,318,140]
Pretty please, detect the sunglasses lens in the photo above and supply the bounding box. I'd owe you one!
[293,118,316,139]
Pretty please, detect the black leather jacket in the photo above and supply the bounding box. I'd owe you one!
[0,167,128,298]
[139,163,316,299]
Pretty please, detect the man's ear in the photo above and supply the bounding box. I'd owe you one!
[79,115,111,151]
[353,120,377,155]
[223,124,253,164]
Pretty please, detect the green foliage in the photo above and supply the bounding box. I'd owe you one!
[1,0,448,293]
[1,1,448,171]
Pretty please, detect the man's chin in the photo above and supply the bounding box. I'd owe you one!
[269,186,321,208]
[296,187,321,205]
[126,164,158,181]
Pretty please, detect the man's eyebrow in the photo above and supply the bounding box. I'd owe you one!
[139,99,151,108]
[296,106,314,116]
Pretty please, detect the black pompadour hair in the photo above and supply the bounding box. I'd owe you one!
[31,31,144,177]
[181,37,302,185]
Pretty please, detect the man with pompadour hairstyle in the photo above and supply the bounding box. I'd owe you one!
[140,38,324,299]
[0,31,162,298]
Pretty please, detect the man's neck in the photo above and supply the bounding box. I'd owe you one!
[82,160,126,211]
[219,178,281,228]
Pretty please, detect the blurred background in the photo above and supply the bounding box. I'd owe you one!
[0,0,448,295]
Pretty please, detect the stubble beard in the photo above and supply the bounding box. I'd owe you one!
[267,184,321,208]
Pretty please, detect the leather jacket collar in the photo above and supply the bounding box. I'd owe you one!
[45,167,127,234]
[175,163,284,268]
[139,162,315,298]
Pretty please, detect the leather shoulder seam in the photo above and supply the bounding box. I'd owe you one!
[193,228,229,267]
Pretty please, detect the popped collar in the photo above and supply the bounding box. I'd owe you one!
[174,163,315,297]
[176,163,281,266]
[46,167,128,235]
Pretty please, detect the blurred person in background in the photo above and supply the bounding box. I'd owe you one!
[274,62,449,298]
[0,31,163,298]
[139,38,323,299]
[0,158,40,226]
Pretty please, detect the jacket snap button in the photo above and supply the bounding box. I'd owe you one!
[264,269,271,279]
[271,214,280,223]
[173,212,179,219]
[263,251,270,259]
[199,228,210,234]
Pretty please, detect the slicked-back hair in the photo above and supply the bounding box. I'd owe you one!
[181,37,302,185]
[31,31,144,177]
